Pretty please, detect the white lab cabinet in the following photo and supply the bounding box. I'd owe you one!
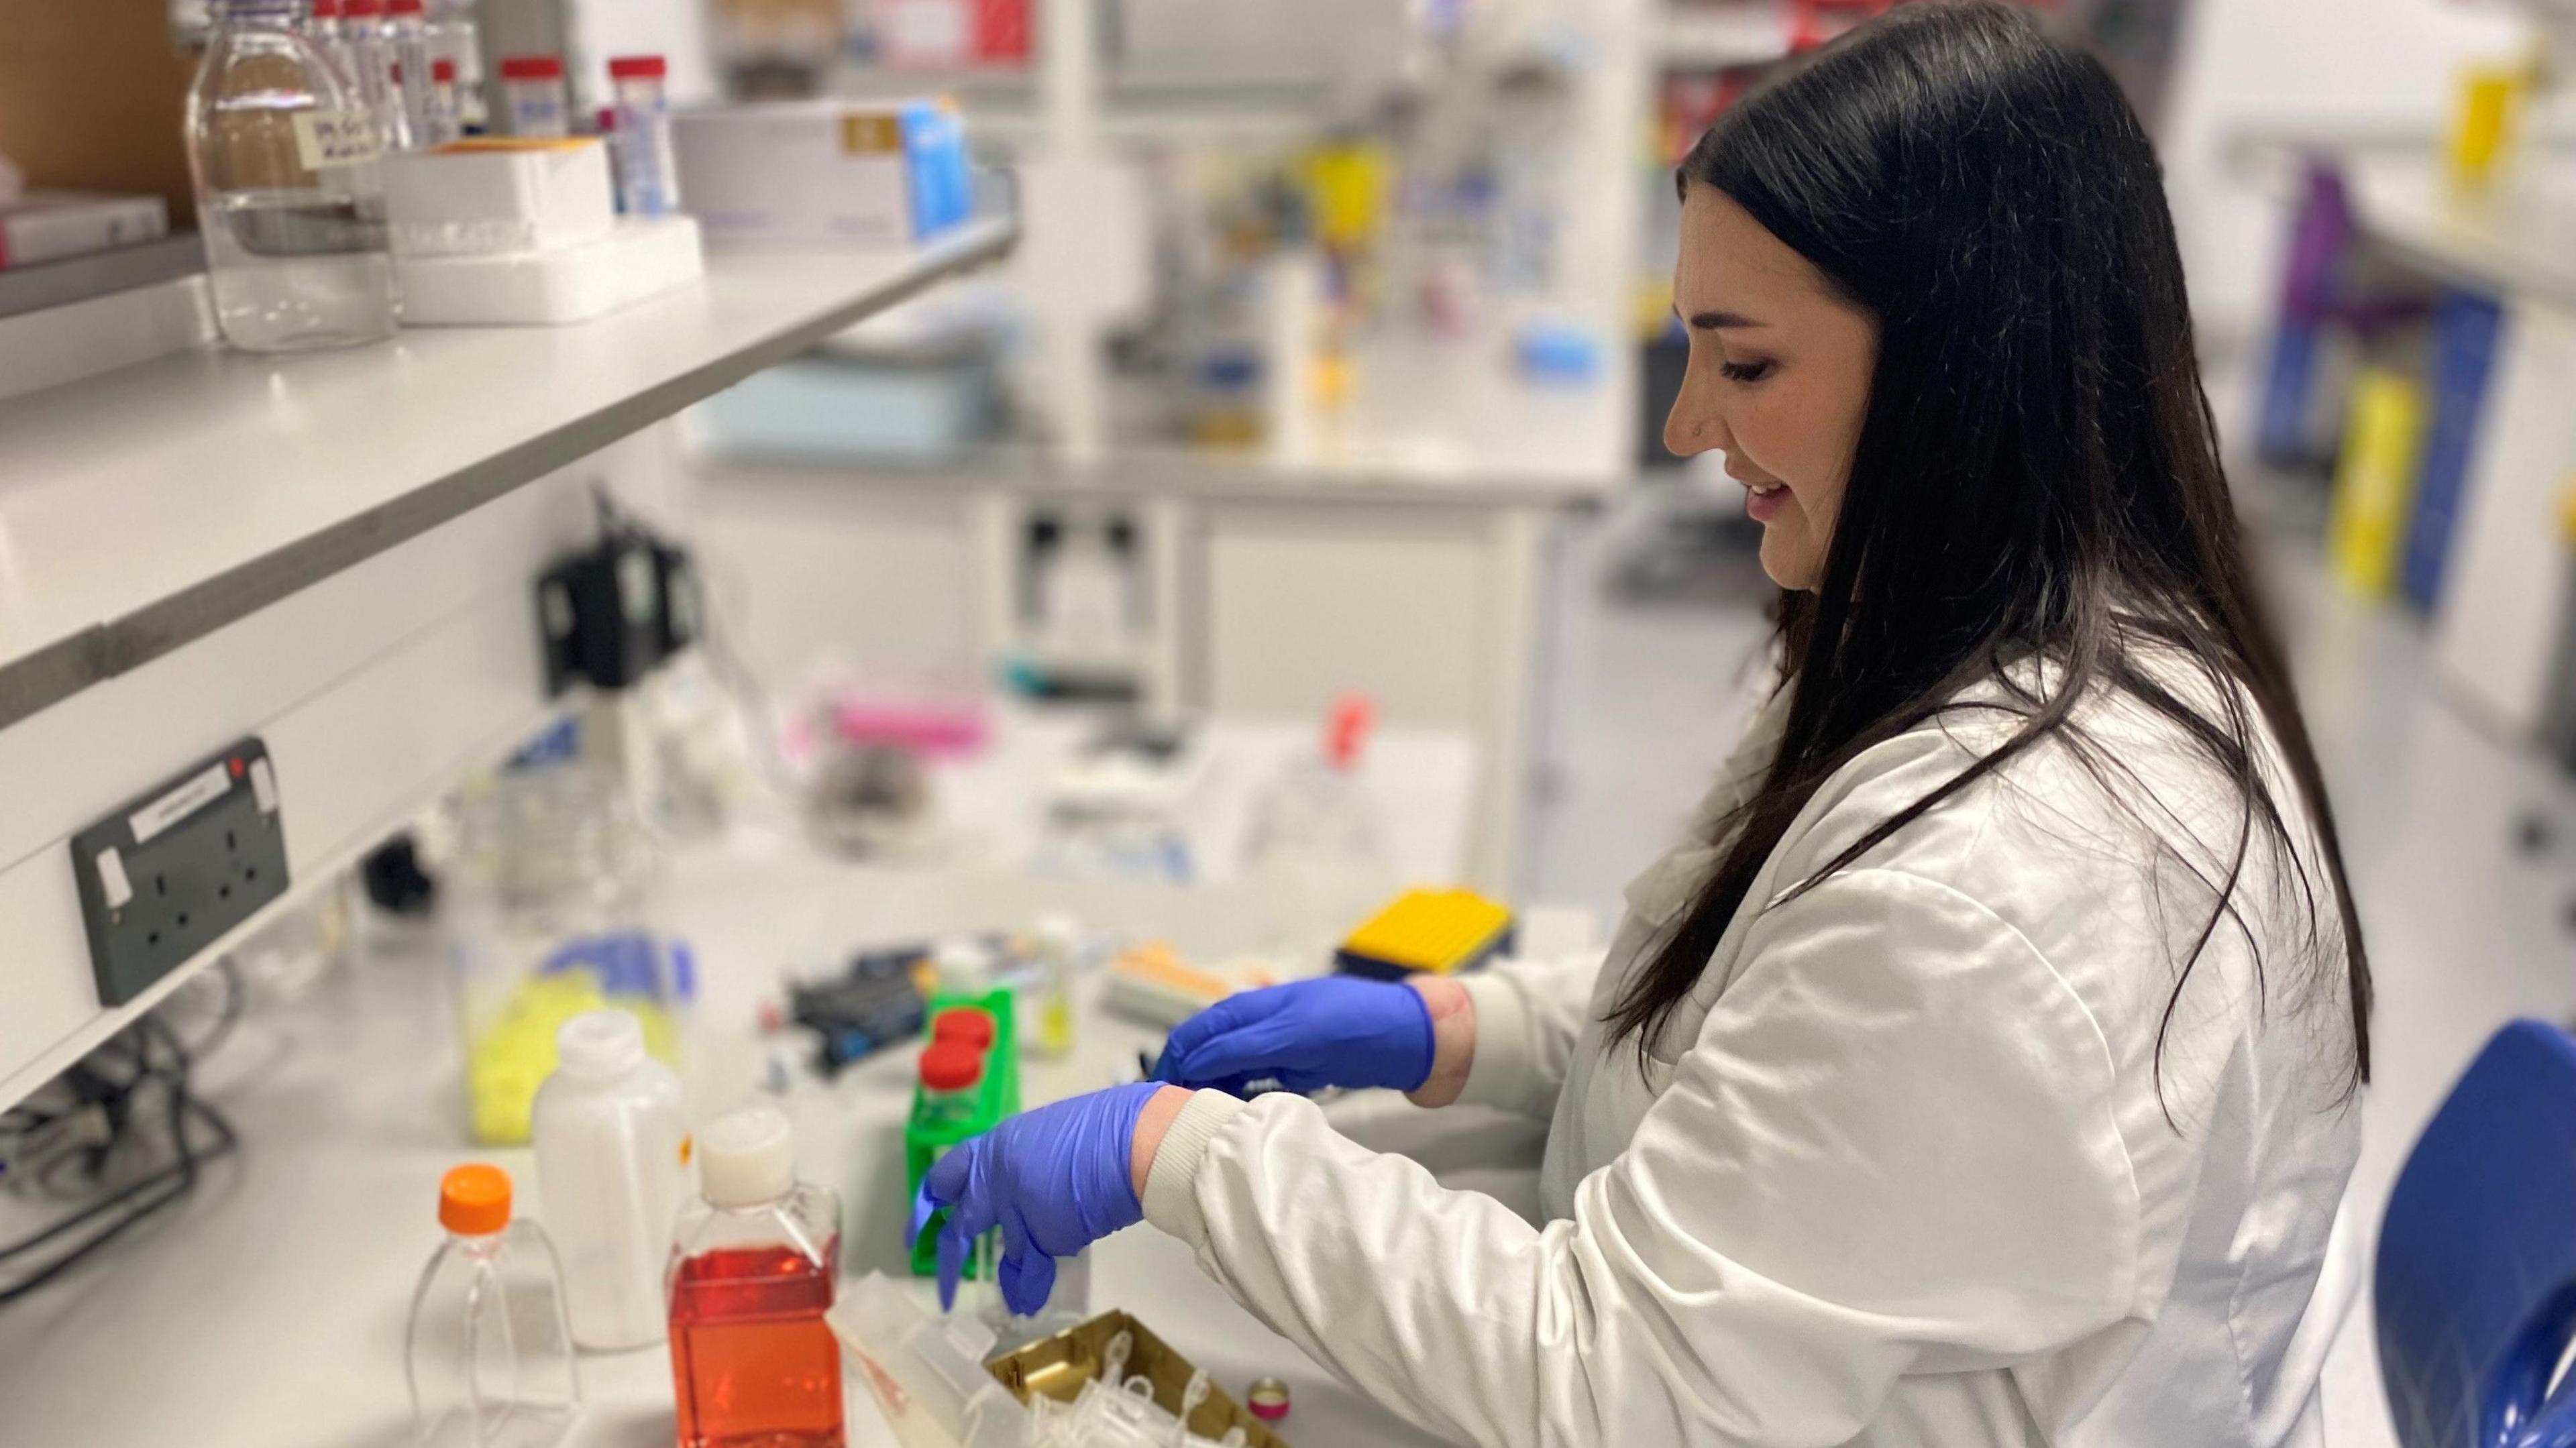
[689,457,1581,890]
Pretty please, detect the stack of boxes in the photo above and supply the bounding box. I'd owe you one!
[380,137,706,325]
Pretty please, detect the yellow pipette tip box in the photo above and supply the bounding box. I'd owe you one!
[1334,888,1515,981]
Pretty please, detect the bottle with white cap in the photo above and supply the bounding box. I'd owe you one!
[1027,915,1081,1059]
[667,1107,844,1447]
[932,938,994,997]
[531,1008,685,1351]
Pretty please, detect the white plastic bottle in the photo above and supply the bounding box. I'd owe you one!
[532,1009,686,1351]
[407,1164,580,1448]
[933,938,994,998]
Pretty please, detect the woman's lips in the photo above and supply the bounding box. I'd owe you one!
[1743,478,1790,523]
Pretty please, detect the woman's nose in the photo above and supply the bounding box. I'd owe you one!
[1664,378,1731,459]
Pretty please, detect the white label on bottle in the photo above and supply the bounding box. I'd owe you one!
[292,109,384,170]
[129,763,231,845]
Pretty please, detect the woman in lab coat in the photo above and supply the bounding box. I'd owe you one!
[922,3,2372,1443]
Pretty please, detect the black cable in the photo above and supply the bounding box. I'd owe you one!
[0,996,240,1307]
[176,962,246,1066]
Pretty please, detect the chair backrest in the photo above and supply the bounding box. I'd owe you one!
[2377,1020,2576,1448]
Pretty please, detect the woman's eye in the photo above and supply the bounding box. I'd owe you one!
[1719,358,1774,384]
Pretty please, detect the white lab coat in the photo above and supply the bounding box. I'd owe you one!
[1140,657,2361,1447]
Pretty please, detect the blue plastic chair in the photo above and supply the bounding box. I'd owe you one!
[2377,1020,2576,1448]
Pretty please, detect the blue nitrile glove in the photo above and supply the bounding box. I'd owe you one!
[1152,977,1434,1096]
[912,1081,1161,1316]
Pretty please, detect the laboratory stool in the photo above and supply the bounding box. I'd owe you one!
[2375,1019,2576,1448]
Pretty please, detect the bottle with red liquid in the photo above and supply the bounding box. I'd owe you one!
[667,1106,845,1448]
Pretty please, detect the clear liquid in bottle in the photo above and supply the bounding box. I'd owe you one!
[186,0,398,353]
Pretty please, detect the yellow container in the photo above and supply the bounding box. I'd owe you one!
[1334,887,1515,981]
[2447,62,2528,186]
[2328,366,2428,598]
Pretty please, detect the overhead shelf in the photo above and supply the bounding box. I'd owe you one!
[2343,160,2576,309]
[1656,3,1789,68]
[692,329,1631,504]
[831,64,1345,145]
[0,216,1019,734]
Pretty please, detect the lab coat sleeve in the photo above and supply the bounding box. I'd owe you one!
[1450,950,1608,1118]
[1141,868,2142,1448]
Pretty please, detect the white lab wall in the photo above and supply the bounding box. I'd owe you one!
[2159,0,2530,338]
[567,0,720,106]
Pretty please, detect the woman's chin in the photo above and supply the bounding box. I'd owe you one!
[1758,524,1821,592]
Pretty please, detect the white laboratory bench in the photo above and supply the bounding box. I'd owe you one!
[0,845,1482,1448]
[688,329,1623,897]
[906,707,1479,889]
[0,219,1018,1112]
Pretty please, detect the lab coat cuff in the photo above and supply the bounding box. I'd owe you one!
[1142,1089,1246,1249]
[1454,972,1536,1112]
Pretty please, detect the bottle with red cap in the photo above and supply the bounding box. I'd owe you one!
[930,1005,998,1054]
[497,54,569,138]
[605,56,678,217]
[918,1038,985,1127]
[406,1164,580,1448]
[304,0,350,78]
[339,0,412,151]
[384,0,436,150]
[424,0,485,130]
[1242,689,1390,940]
[419,58,462,147]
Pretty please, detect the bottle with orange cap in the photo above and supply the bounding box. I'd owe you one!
[406,1164,580,1448]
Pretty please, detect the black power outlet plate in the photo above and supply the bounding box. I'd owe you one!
[68,738,290,1007]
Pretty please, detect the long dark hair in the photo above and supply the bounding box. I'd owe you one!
[1607,0,2372,1101]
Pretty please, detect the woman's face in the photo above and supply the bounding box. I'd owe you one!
[1664,184,1880,590]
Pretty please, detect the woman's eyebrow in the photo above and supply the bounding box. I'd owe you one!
[1675,306,1768,330]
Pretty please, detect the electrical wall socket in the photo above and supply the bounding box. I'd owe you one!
[68,738,290,1007]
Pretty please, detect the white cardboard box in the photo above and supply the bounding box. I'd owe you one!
[0,192,169,269]
[670,103,920,246]
[395,215,704,325]
[382,139,617,258]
